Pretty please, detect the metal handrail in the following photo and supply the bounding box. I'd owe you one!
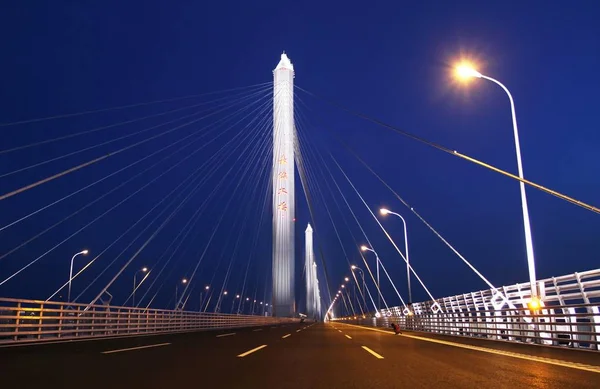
[333,268,600,351]
[0,297,299,344]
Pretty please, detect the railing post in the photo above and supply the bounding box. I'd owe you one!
[75,306,80,338]
[57,303,64,339]
[37,303,44,340]
[13,302,21,341]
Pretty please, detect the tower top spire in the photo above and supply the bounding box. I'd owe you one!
[275,52,294,72]
[305,223,313,232]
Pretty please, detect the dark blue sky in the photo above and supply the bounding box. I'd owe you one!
[1,2,599,312]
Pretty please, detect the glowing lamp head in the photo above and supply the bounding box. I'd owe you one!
[223,291,228,295]
[205,285,209,290]
[351,265,357,270]
[341,285,345,288]
[380,208,390,215]
[344,277,349,282]
[360,245,368,252]
[528,297,541,310]
[236,294,240,298]
[142,267,148,272]
[81,250,89,255]
[456,64,482,79]
[182,279,188,284]
[338,290,341,294]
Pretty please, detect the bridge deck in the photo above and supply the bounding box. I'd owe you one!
[0,323,599,388]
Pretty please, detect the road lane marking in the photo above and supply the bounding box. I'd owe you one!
[338,330,342,333]
[338,323,600,374]
[362,346,384,359]
[237,345,268,357]
[296,329,301,332]
[282,334,291,339]
[101,343,171,354]
[253,329,263,332]
[345,335,352,339]
[216,333,236,338]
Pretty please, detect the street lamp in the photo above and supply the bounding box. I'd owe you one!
[344,277,349,282]
[133,267,148,306]
[224,291,228,295]
[175,278,187,309]
[361,245,380,309]
[68,249,89,303]
[455,62,538,300]
[380,208,412,303]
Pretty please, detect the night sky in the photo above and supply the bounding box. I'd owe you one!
[1,2,599,313]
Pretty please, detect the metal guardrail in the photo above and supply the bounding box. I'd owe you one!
[333,268,600,351]
[0,297,299,345]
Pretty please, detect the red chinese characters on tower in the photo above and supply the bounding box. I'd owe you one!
[278,171,288,180]
[277,202,288,211]
[278,188,288,195]
[278,155,287,165]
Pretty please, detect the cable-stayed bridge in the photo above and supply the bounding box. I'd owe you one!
[0,53,599,388]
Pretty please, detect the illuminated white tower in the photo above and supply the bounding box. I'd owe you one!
[272,52,295,317]
[305,224,315,317]
[314,263,321,320]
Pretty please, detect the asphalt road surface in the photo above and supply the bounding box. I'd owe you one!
[1,322,599,388]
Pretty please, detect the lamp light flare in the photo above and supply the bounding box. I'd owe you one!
[455,63,482,79]
[142,267,148,272]
[528,297,541,310]
[379,208,390,215]
[182,278,188,284]
[360,245,368,251]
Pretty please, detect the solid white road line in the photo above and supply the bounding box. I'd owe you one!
[237,345,268,357]
[296,329,301,332]
[101,343,171,354]
[362,346,384,359]
[345,335,352,339]
[339,323,600,374]
[282,334,291,339]
[216,333,236,338]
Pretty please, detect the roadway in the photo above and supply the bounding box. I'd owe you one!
[1,322,599,388]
